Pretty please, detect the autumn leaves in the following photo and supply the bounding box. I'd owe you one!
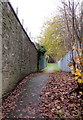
[68,46,83,83]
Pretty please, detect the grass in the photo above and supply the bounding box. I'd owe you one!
[45,63,60,71]
[53,63,60,71]
[45,63,54,70]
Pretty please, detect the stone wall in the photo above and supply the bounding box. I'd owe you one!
[0,1,2,101]
[1,2,38,97]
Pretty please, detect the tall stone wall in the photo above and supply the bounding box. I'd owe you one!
[1,2,38,97]
[0,1,2,101]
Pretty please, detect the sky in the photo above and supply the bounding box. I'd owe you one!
[9,0,60,42]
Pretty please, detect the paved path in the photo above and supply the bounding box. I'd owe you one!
[6,72,50,118]
[46,65,55,73]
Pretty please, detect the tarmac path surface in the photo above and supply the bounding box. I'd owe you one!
[46,65,55,73]
[2,65,82,119]
[4,72,50,119]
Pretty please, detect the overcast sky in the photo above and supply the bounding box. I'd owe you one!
[9,0,82,42]
[9,0,60,41]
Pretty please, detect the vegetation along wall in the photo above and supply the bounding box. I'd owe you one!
[1,2,38,97]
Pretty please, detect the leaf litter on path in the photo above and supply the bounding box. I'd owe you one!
[1,73,39,119]
[39,71,83,119]
[1,71,83,119]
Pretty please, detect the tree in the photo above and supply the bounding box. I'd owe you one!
[38,16,69,61]
[35,43,47,54]
[61,0,83,90]
[38,0,83,89]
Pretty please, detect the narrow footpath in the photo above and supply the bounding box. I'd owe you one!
[2,72,50,119]
[2,64,82,119]
[46,65,55,73]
